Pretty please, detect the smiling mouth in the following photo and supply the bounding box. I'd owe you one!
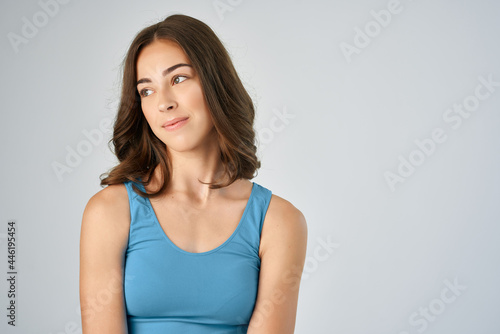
[163,117,189,127]
[162,117,189,131]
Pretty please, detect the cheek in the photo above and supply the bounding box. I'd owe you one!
[185,84,207,108]
[141,96,156,115]
[141,104,156,126]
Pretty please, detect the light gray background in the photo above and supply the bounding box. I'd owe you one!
[1,0,499,333]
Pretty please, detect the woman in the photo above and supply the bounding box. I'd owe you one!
[80,14,307,334]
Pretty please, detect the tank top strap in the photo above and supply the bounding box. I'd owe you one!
[123,179,166,250]
[251,182,273,236]
[123,179,153,225]
[230,182,273,259]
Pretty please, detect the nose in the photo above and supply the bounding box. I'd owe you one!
[157,88,177,112]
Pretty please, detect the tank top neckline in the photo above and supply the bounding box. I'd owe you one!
[134,180,257,256]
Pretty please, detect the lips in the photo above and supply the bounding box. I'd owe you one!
[163,117,189,128]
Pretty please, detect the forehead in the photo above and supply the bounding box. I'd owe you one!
[136,39,190,74]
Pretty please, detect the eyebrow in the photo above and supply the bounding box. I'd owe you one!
[136,63,192,86]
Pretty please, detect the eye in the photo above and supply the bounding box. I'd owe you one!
[173,75,187,85]
[139,88,153,98]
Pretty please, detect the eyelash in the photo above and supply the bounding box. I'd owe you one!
[139,75,188,98]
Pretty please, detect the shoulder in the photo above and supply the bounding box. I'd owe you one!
[83,183,129,219]
[81,183,130,252]
[259,193,308,258]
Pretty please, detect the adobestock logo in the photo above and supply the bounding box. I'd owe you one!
[213,0,243,21]
[340,0,404,63]
[384,74,499,192]
[395,277,467,334]
[236,234,340,332]
[7,0,72,54]
[302,235,340,280]
[258,106,295,152]
[51,117,112,183]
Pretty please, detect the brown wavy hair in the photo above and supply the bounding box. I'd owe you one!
[99,14,260,198]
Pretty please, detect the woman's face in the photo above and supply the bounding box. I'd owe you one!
[135,39,215,153]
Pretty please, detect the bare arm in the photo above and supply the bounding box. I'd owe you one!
[79,184,130,333]
[247,195,308,334]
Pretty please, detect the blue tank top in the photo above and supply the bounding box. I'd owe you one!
[122,179,272,333]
